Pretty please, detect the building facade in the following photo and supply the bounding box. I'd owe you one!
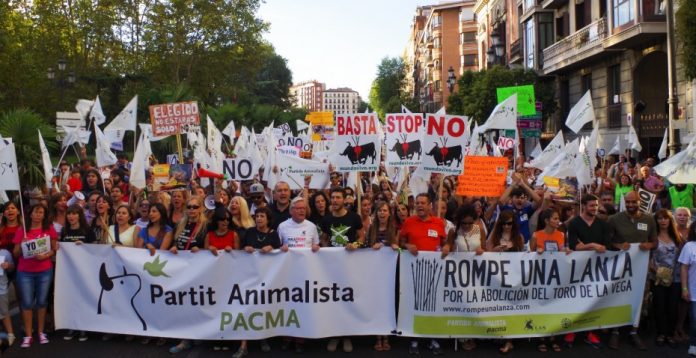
[290,80,325,112]
[322,88,361,113]
[405,1,479,112]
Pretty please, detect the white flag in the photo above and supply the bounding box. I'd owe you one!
[94,125,118,167]
[138,123,168,142]
[105,95,137,132]
[90,95,106,125]
[627,124,642,152]
[60,126,91,148]
[75,99,94,120]
[295,120,309,133]
[401,105,412,114]
[479,94,518,132]
[0,143,20,191]
[658,128,668,160]
[222,120,236,140]
[38,130,53,189]
[527,131,564,169]
[530,142,542,159]
[575,126,599,187]
[608,136,622,155]
[565,90,595,133]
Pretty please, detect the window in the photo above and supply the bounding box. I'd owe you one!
[435,80,441,91]
[607,64,621,104]
[538,13,554,51]
[524,0,536,12]
[524,20,535,69]
[460,8,474,21]
[613,0,634,28]
[581,73,592,93]
[432,15,442,27]
[462,54,478,67]
[434,37,441,48]
[460,32,476,44]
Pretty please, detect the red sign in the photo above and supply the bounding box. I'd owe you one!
[149,101,200,137]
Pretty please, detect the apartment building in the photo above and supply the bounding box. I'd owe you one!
[405,1,479,112]
[290,80,325,112]
[322,88,361,113]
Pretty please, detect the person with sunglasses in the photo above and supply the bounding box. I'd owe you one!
[498,173,542,247]
[248,183,267,215]
[607,191,657,351]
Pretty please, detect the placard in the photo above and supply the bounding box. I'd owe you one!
[149,101,200,137]
[21,235,51,259]
[306,112,334,142]
[496,85,535,116]
[328,114,381,172]
[223,158,259,181]
[456,156,508,196]
[418,114,469,175]
[385,113,424,167]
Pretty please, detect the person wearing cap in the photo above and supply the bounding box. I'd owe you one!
[248,183,267,215]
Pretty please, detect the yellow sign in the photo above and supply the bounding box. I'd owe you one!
[306,112,334,141]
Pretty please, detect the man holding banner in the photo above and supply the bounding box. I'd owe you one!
[399,193,448,355]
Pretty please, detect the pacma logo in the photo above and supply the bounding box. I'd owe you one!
[98,263,147,331]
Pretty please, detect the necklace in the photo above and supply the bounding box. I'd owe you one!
[256,229,269,243]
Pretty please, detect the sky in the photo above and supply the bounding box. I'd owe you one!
[258,0,433,102]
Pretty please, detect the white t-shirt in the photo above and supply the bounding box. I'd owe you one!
[277,218,320,248]
[678,241,696,301]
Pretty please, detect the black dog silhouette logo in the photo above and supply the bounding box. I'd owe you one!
[98,263,147,331]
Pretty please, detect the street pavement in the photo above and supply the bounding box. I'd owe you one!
[1,325,690,358]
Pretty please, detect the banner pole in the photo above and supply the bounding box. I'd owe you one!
[17,190,27,234]
[357,171,362,215]
[436,174,445,218]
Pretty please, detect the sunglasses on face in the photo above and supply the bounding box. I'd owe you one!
[503,221,514,226]
[187,205,201,210]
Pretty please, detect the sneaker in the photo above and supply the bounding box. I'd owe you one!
[78,331,88,342]
[688,345,696,356]
[169,341,192,354]
[63,330,75,341]
[409,340,419,355]
[429,340,443,355]
[260,339,271,352]
[21,336,32,348]
[327,338,339,352]
[39,332,49,345]
[342,338,353,353]
[232,347,248,358]
[630,333,647,351]
[7,334,15,346]
[584,332,601,349]
[608,331,620,350]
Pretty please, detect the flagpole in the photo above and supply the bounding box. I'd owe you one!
[17,190,27,235]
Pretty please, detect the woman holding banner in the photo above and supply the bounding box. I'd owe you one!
[230,196,254,239]
[13,204,58,348]
[135,203,173,257]
[107,205,137,247]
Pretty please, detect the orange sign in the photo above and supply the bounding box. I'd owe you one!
[457,156,509,197]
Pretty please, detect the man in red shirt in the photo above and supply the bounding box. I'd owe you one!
[399,193,449,355]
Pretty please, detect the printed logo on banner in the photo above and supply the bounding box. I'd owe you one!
[97,263,147,330]
[419,115,468,174]
[144,256,171,278]
[411,257,444,312]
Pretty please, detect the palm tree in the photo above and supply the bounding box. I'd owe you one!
[0,109,58,188]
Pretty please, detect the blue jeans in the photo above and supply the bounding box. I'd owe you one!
[17,269,53,310]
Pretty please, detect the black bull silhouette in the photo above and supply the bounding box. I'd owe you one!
[426,143,463,166]
[340,142,377,165]
[390,140,422,160]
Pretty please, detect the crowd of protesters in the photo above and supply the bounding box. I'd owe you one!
[0,148,695,357]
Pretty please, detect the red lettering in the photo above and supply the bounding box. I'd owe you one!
[427,115,445,135]
[448,116,465,137]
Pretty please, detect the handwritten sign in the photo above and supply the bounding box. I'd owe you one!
[496,85,536,116]
[21,235,51,259]
[456,156,509,196]
[149,101,200,137]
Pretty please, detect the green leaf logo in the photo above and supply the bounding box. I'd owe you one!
[143,255,170,278]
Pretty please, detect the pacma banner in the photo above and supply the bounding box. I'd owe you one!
[55,244,397,339]
[398,246,648,338]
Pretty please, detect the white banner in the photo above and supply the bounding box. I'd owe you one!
[398,247,648,338]
[385,113,424,167]
[417,114,468,175]
[329,114,381,171]
[271,152,329,190]
[56,244,397,339]
[222,158,259,181]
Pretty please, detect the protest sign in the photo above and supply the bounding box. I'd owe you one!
[223,158,259,181]
[456,156,508,197]
[21,235,51,259]
[0,143,20,191]
[55,244,397,340]
[329,114,381,172]
[497,136,515,150]
[496,85,535,116]
[418,114,469,175]
[638,188,656,213]
[277,146,300,157]
[151,164,191,191]
[385,113,424,167]
[306,112,334,142]
[398,248,648,338]
[276,135,312,153]
[149,101,200,137]
[271,152,330,190]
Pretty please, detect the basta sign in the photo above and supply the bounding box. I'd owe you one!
[331,114,381,172]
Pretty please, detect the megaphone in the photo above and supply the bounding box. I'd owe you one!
[197,167,228,180]
[204,195,217,210]
[67,191,85,207]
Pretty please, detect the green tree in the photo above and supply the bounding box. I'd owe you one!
[677,0,696,80]
[0,109,58,188]
[447,66,557,124]
[368,57,411,118]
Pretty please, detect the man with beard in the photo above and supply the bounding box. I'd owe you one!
[564,194,611,349]
[399,193,449,355]
[607,191,657,351]
[320,188,363,353]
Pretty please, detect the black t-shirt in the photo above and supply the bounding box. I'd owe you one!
[320,211,363,247]
[270,202,291,230]
[241,227,282,249]
[174,222,206,250]
[61,226,97,244]
[567,216,611,250]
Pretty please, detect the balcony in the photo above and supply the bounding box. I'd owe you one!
[607,103,622,129]
[432,47,442,61]
[426,36,434,49]
[541,0,567,9]
[603,0,666,49]
[509,38,522,64]
[542,17,610,75]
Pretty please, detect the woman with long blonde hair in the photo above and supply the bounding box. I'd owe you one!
[230,196,254,238]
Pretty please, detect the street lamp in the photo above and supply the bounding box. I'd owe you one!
[47,58,76,108]
[487,28,506,67]
[447,66,456,93]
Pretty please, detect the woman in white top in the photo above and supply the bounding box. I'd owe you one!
[107,205,137,247]
[451,205,485,255]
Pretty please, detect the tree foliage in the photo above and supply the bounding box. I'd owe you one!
[368,57,415,118]
[447,66,557,124]
[677,0,696,80]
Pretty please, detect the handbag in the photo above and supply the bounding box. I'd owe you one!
[655,266,674,287]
